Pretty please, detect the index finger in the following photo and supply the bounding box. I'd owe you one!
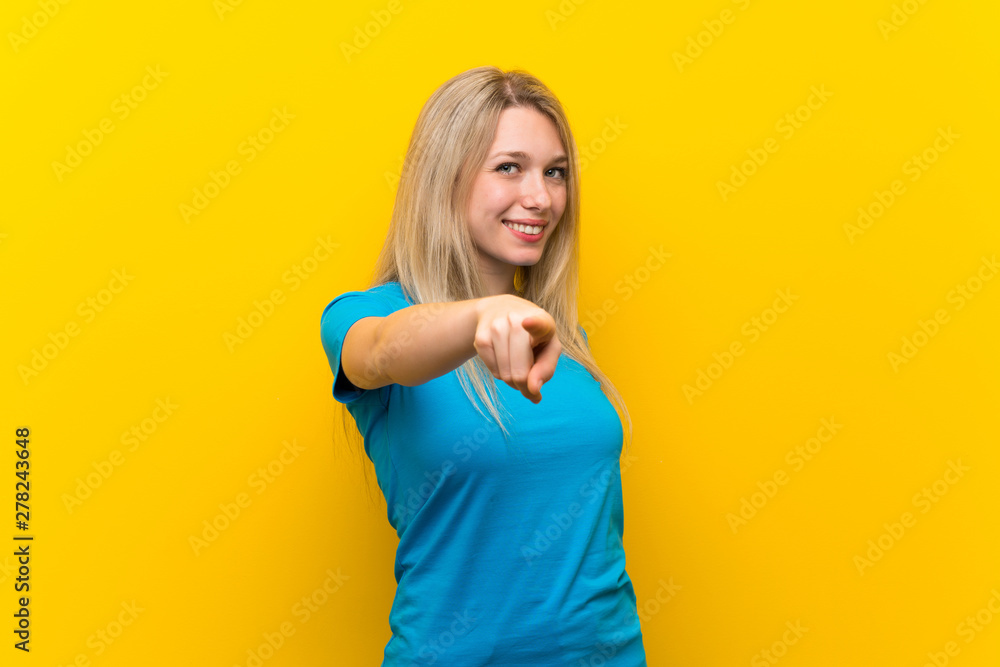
[527,335,561,398]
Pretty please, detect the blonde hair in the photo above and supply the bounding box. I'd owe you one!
[335,66,633,506]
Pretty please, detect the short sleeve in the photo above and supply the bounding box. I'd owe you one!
[320,289,397,404]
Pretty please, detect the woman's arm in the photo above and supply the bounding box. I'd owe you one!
[341,299,480,391]
[341,294,560,403]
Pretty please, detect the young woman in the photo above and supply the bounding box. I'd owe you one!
[320,66,646,665]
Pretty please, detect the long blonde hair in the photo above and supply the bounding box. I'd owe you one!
[335,66,633,506]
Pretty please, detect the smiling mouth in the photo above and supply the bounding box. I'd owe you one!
[502,220,545,235]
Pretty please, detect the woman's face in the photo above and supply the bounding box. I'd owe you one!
[466,106,568,294]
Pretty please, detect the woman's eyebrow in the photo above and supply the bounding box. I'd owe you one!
[490,150,569,164]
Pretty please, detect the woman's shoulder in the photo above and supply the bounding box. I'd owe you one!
[367,280,412,305]
[368,280,402,292]
[321,281,409,324]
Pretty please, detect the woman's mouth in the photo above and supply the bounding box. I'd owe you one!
[502,220,545,242]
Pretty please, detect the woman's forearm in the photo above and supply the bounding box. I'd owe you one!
[343,298,484,390]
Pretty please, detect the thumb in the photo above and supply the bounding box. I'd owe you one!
[521,315,554,345]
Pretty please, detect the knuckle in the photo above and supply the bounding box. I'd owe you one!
[474,332,492,349]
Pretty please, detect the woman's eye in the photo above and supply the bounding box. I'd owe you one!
[496,163,566,179]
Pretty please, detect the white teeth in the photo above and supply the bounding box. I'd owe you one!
[504,221,543,235]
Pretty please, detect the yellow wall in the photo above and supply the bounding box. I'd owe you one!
[3,0,998,665]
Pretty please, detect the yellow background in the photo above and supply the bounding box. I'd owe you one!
[3,0,998,665]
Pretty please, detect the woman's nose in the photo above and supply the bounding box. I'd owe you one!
[522,172,551,210]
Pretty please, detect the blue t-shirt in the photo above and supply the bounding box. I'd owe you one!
[320,281,646,666]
